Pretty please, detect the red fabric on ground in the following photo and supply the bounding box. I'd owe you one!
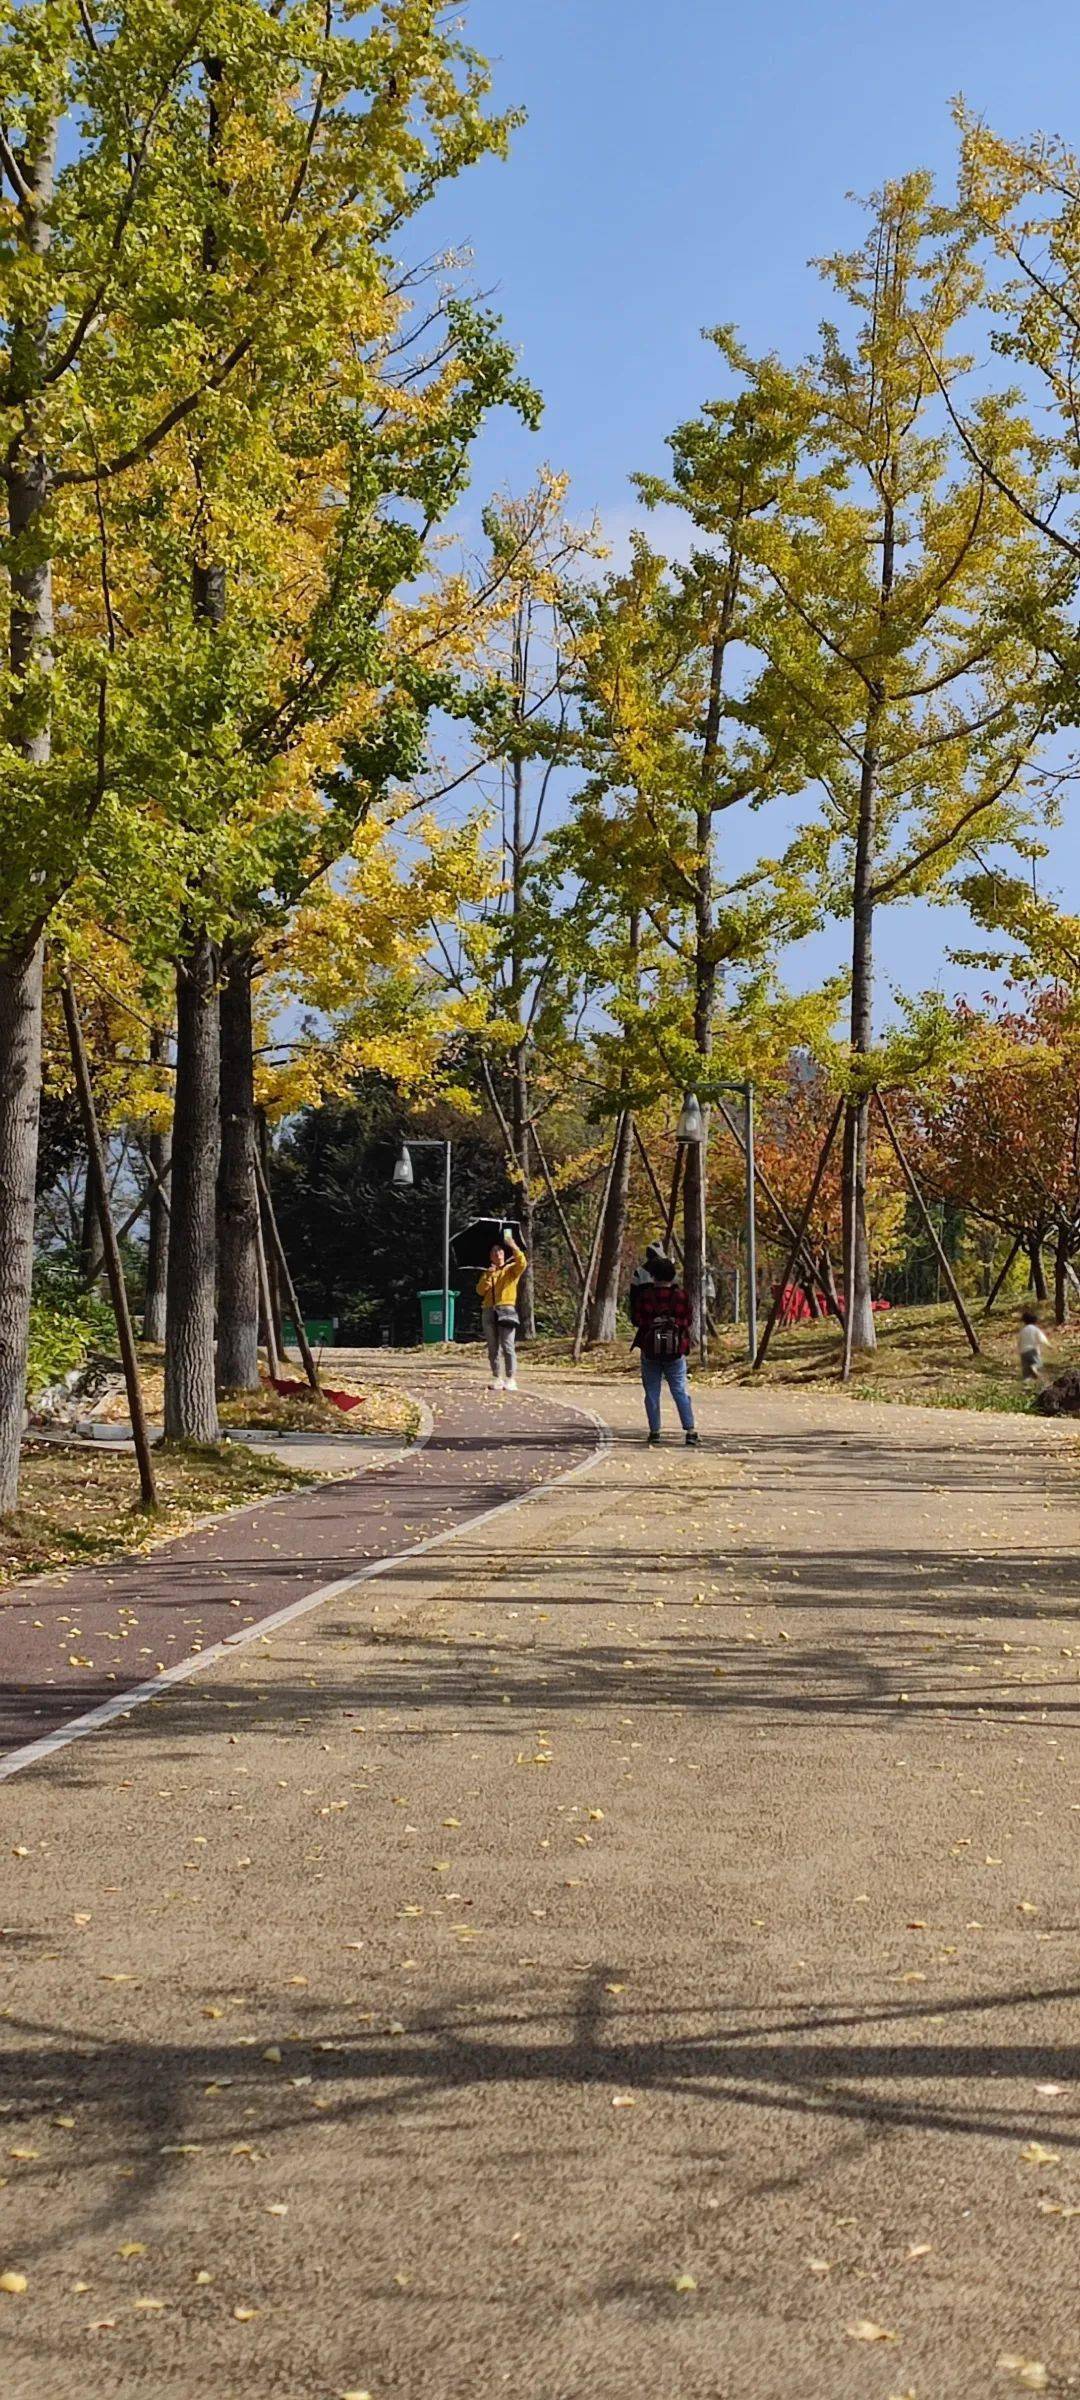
[271,1377,365,1412]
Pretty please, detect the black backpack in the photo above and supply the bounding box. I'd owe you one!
[643,1305,682,1362]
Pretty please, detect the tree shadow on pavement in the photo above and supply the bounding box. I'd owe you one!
[2,1964,1080,2274]
[12,1541,1080,1771]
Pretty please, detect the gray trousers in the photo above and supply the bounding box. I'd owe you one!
[483,1306,517,1381]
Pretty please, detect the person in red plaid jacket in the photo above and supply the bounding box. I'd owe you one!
[630,1252,699,1447]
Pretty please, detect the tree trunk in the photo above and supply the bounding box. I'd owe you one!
[843,468,893,1360]
[817,1244,841,1316]
[844,703,883,1357]
[505,728,537,1339]
[143,1034,172,1347]
[509,1049,536,1339]
[0,946,44,1508]
[0,119,59,1510]
[62,974,157,1511]
[1029,1239,1048,1301]
[163,51,227,1439]
[164,932,221,1442]
[684,625,731,1354]
[588,1108,634,1341]
[684,821,715,1355]
[216,940,260,1391]
[683,1126,710,1348]
[589,912,641,1343]
[143,1152,170,1343]
[1054,1226,1069,1327]
[843,1091,875,1354]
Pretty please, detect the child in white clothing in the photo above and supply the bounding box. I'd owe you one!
[1018,1305,1049,1380]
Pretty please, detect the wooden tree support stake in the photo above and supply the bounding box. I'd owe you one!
[983,1233,1021,1318]
[61,974,158,1510]
[530,1120,588,1290]
[133,1133,172,1216]
[573,1114,626,1364]
[82,1174,161,1291]
[713,1094,840,1319]
[632,1123,728,1335]
[254,1199,281,1380]
[631,1123,684,1266]
[254,1146,320,1393]
[754,1096,844,1372]
[873,1090,980,1356]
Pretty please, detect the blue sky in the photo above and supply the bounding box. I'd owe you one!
[420,0,1080,1021]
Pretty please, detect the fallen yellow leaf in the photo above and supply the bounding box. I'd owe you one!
[1020,2142,1060,2167]
[998,2359,1049,2392]
[846,2320,898,2343]
[0,2270,28,2295]
[672,2272,697,2294]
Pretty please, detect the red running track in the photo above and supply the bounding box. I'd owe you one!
[0,1382,602,1766]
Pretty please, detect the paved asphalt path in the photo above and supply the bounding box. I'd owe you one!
[3,1368,1080,2400]
[0,1378,599,1760]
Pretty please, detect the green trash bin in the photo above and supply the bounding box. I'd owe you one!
[282,1316,335,1349]
[419,1289,457,1343]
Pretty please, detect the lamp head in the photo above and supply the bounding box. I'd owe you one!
[391,1142,414,1189]
[675,1091,704,1144]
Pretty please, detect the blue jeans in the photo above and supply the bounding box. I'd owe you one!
[641,1352,695,1435]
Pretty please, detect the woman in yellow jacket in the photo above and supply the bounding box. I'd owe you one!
[477,1229,528,1390]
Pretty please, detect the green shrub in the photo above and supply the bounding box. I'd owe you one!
[27,1256,114,1399]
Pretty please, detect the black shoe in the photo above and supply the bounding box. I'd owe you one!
[685,1430,700,1447]
[647,1431,661,1447]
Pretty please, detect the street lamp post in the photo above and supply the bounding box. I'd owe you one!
[392,1137,453,1345]
[675,1083,757,1364]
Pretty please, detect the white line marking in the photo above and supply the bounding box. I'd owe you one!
[0,1397,610,1785]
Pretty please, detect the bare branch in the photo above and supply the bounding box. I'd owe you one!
[0,127,34,213]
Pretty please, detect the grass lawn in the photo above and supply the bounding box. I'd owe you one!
[533,1299,1080,1415]
[90,1355,420,1442]
[740,1298,1076,1411]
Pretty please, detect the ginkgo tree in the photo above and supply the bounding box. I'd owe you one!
[0,0,531,1485]
[750,174,1057,1353]
[425,477,601,1336]
[556,511,834,1343]
[69,288,540,1436]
